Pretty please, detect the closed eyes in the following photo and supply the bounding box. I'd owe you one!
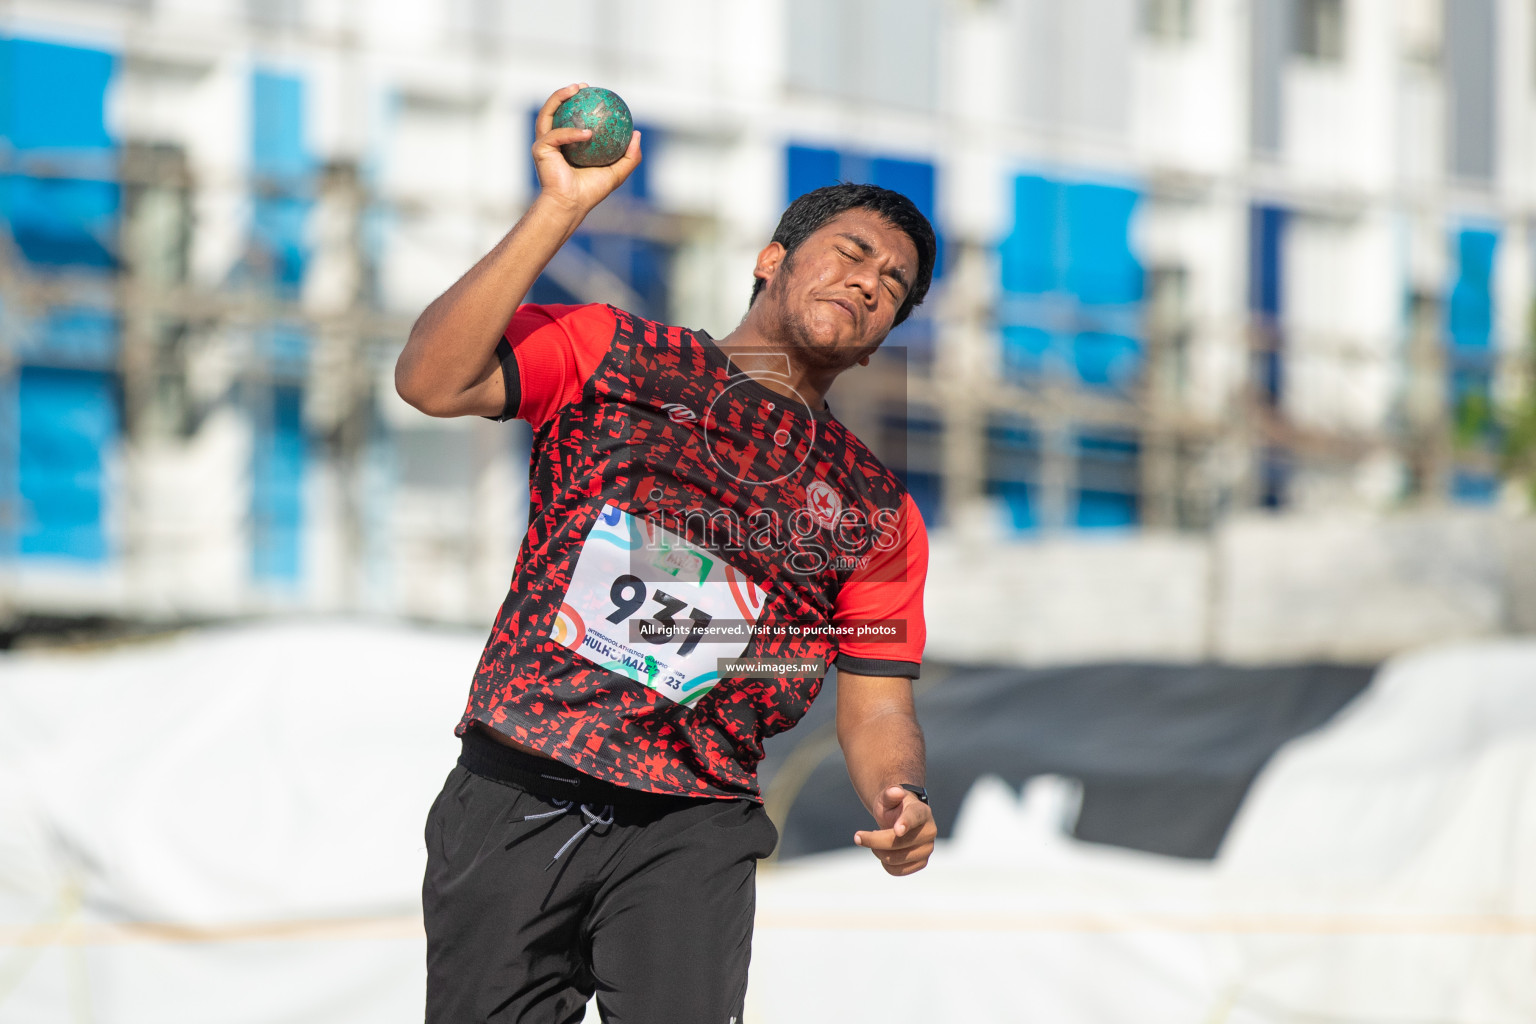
[836,247,907,302]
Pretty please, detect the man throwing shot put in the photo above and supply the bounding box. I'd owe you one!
[396,83,937,1024]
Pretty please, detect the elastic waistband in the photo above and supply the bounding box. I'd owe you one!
[458,726,702,811]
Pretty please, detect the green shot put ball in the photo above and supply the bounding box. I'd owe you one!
[552,87,634,167]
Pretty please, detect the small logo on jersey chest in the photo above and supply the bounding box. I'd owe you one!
[805,479,842,529]
[661,403,697,424]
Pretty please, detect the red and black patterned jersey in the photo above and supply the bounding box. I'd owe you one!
[457,303,928,800]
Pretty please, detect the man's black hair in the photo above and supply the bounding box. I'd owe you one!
[749,182,936,327]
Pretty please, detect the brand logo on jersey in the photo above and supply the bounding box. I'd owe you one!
[661,403,697,424]
[805,480,842,530]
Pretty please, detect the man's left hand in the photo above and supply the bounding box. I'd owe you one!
[853,786,936,876]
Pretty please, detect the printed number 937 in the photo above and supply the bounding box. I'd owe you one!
[606,574,713,657]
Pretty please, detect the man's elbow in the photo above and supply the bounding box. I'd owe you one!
[394,356,452,418]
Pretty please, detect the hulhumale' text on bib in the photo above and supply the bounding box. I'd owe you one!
[550,504,767,705]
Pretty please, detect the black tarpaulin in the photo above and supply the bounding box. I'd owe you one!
[758,662,1374,861]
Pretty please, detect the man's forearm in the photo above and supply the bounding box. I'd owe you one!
[395,196,584,415]
[838,706,926,818]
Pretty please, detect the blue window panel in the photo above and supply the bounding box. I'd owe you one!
[1074,490,1137,529]
[900,469,943,529]
[0,39,115,151]
[1447,228,1497,350]
[884,314,936,361]
[1451,470,1498,504]
[252,71,308,180]
[1078,431,1139,457]
[1000,174,1146,393]
[1448,365,1496,446]
[882,412,938,436]
[251,71,311,296]
[620,123,654,201]
[1063,183,1143,306]
[988,417,1039,448]
[0,370,13,558]
[1072,331,1141,389]
[586,232,669,319]
[251,194,310,296]
[1000,324,1055,379]
[986,416,1041,532]
[1450,366,1492,404]
[834,151,875,187]
[0,173,119,268]
[526,271,580,307]
[1453,227,1497,282]
[1248,205,1287,317]
[988,481,1039,532]
[1446,228,1497,448]
[17,366,116,561]
[787,144,841,201]
[1075,430,1139,529]
[251,385,306,583]
[1000,175,1060,296]
[884,413,939,502]
[1260,448,1289,509]
[0,39,119,270]
[528,232,669,321]
[889,415,940,515]
[871,158,935,225]
[1249,204,1288,405]
[256,321,310,378]
[1258,349,1283,406]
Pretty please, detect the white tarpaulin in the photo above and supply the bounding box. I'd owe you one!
[752,642,1536,1023]
[0,621,472,1023]
[2,623,1533,1022]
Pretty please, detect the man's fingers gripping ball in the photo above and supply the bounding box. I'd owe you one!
[534,83,587,137]
[551,86,635,167]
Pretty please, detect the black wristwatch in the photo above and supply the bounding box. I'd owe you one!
[899,783,930,806]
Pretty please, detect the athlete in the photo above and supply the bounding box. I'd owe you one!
[396,83,937,1024]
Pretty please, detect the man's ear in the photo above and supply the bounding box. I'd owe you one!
[858,355,871,366]
[754,241,787,288]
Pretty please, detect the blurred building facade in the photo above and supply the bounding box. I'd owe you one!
[0,0,1533,647]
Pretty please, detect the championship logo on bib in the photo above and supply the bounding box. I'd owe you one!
[550,504,767,705]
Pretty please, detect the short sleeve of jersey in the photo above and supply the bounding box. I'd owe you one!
[832,493,928,678]
[487,303,617,428]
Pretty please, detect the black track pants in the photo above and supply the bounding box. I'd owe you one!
[423,730,779,1024]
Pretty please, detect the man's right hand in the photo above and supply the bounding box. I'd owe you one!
[533,83,642,215]
[396,84,640,419]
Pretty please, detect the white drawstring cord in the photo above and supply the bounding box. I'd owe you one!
[520,799,616,867]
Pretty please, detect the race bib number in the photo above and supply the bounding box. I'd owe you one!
[550,504,767,706]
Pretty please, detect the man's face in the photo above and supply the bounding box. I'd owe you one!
[754,208,920,372]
